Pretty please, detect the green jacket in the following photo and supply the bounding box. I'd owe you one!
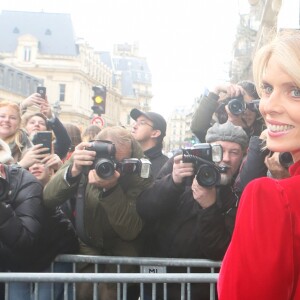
[43,140,153,251]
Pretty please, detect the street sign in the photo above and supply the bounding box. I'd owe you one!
[91,116,105,127]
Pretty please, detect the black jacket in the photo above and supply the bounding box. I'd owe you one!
[137,174,237,261]
[0,164,78,272]
[47,117,72,159]
[234,136,268,194]
[144,145,169,179]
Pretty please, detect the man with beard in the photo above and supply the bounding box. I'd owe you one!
[136,121,248,300]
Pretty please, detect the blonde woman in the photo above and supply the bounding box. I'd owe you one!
[0,101,48,168]
[218,31,300,300]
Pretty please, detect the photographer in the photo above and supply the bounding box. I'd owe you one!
[191,81,264,142]
[43,126,153,300]
[136,121,248,300]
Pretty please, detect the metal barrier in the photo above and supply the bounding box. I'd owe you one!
[1,255,221,300]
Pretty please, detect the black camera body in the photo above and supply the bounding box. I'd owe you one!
[227,96,260,116]
[86,140,116,179]
[182,143,223,187]
[86,140,151,179]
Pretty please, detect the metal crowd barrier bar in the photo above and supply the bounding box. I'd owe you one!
[1,255,221,300]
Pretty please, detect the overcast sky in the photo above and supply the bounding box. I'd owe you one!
[0,0,248,118]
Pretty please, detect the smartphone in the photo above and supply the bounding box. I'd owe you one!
[31,131,52,154]
[36,86,46,99]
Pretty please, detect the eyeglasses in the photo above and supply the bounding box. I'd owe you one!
[134,120,154,129]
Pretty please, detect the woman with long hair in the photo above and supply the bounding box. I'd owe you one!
[218,30,300,300]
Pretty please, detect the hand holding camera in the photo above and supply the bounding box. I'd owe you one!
[191,177,217,208]
[88,167,120,190]
[212,83,244,100]
[72,140,151,180]
[172,154,194,185]
[265,152,291,179]
[71,142,97,177]
[181,143,224,187]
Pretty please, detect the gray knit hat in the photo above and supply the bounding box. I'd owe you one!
[205,122,249,149]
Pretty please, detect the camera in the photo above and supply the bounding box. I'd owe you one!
[117,158,151,179]
[279,152,293,168]
[86,140,116,179]
[0,176,9,202]
[86,140,151,179]
[182,143,223,187]
[227,95,246,116]
[227,96,260,116]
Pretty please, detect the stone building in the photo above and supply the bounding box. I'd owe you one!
[0,10,152,129]
[230,0,286,82]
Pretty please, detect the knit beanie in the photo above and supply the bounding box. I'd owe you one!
[205,122,249,150]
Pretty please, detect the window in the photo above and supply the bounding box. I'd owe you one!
[24,46,31,62]
[59,84,66,101]
[25,77,31,95]
[8,70,14,90]
[0,67,4,86]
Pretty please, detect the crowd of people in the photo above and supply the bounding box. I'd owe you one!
[0,30,299,300]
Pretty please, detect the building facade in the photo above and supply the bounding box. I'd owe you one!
[0,10,152,129]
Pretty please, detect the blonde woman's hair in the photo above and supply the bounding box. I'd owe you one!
[0,101,23,148]
[253,30,300,97]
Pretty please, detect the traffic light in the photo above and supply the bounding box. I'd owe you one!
[91,85,107,115]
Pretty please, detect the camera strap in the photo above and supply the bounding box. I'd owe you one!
[75,177,90,245]
[75,176,98,247]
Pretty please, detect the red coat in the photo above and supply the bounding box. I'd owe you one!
[218,160,300,300]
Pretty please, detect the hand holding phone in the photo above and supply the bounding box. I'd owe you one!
[31,131,52,154]
[37,86,46,99]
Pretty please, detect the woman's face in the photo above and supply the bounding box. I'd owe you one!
[259,56,300,162]
[26,116,47,135]
[0,106,20,140]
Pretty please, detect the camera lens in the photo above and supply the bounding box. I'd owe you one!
[94,158,115,179]
[196,164,220,187]
[228,98,246,115]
